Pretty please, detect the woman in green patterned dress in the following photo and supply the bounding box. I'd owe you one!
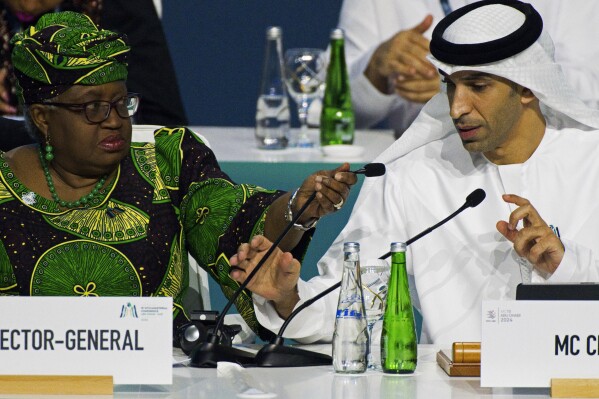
[0,11,356,339]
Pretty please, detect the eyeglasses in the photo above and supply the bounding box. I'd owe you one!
[41,94,140,123]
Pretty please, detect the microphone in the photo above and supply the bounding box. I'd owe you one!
[465,188,486,208]
[189,164,383,367]
[255,188,486,367]
[379,188,486,259]
[352,163,385,177]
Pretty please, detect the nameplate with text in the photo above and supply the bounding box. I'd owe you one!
[0,297,172,385]
[482,300,599,387]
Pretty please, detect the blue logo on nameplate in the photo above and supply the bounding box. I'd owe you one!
[120,302,139,318]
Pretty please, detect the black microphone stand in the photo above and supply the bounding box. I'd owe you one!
[255,283,339,367]
[190,192,318,367]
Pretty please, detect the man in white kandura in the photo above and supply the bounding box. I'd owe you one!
[229,0,599,346]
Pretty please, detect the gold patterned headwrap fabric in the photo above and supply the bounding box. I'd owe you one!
[10,11,130,104]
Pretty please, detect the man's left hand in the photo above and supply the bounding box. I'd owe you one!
[496,194,564,275]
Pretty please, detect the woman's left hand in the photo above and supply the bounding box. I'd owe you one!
[292,162,357,226]
[230,235,300,319]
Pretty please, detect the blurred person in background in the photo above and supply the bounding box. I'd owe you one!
[338,0,599,137]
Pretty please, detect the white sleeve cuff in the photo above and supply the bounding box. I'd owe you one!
[547,240,577,282]
[352,73,399,128]
[537,238,599,283]
[252,278,337,344]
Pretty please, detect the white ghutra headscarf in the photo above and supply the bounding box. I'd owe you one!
[375,0,599,166]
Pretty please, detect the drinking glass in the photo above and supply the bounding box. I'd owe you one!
[360,258,390,370]
[283,48,325,148]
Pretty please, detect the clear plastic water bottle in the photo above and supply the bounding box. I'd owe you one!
[255,26,290,149]
[332,242,368,373]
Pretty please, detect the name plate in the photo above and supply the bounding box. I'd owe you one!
[482,300,599,387]
[0,297,172,385]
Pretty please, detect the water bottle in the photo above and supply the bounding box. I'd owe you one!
[332,242,368,373]
[320,28,354,147]
[381,242,418,373]
[255,26,290,149]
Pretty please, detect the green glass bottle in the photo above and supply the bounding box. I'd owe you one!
[381,242,417,373]
[320,28,354,147]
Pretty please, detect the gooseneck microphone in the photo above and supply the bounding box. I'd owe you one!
[189,164,385,367]
[255,188,486,367]
[352,163,386,177]
[379,188,486,259]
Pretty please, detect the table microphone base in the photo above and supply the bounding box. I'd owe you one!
[189,341,256,368]
[255,343,332,367]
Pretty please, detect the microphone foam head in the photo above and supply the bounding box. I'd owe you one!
[466,188,486,208]
[364,163,386,177]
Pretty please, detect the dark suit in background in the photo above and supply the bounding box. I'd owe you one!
[0,0,187,152]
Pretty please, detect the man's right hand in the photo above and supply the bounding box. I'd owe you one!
[364,15,440,103]
[496,194,564,275]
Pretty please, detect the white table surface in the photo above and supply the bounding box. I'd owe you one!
[95,345,549,399]
[132,125,395,164]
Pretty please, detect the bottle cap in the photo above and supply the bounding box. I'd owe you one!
[343,242,360,252]
[330,28,344,40]
[390,242,406,252]
[266,26,282,39]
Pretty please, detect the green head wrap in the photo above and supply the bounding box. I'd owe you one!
[10,11,130,104]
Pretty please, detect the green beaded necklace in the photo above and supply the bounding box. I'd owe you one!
[38,148,108,209]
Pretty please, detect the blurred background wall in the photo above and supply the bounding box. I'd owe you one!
[162,1,343,127]
[162,1,346,314]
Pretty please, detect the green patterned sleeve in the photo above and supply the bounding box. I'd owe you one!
[153,127,285,338]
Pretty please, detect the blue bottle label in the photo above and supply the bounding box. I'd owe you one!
[336,309,363,319]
